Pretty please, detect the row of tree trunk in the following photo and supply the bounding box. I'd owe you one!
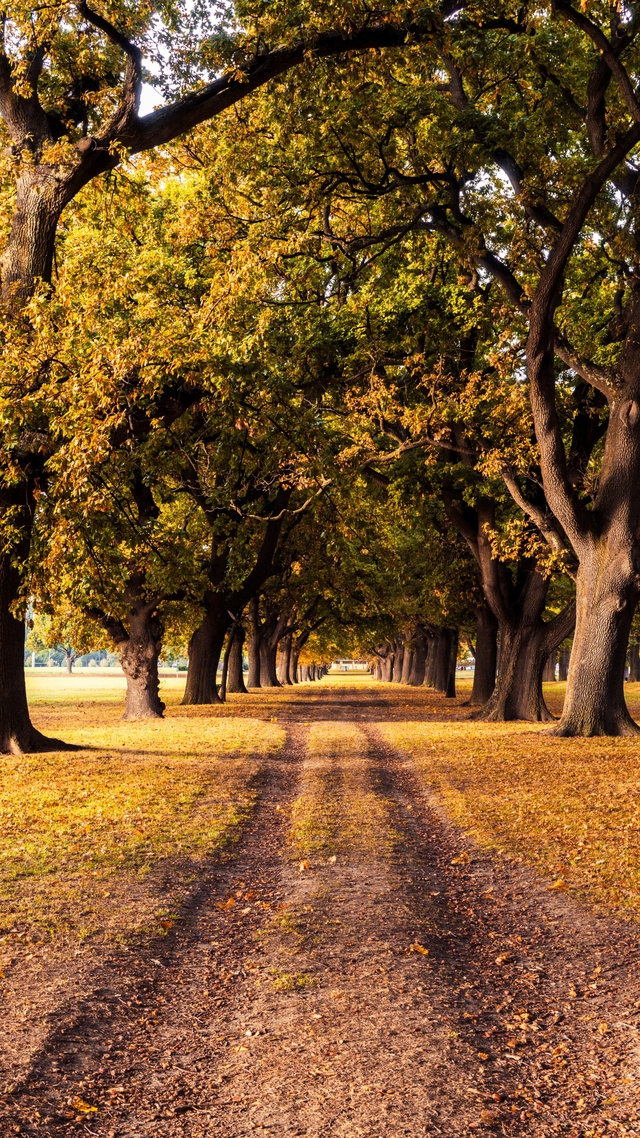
[223,618,327,696]
[372,616,640,726]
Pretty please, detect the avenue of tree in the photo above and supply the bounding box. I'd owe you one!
[2,1,640,746]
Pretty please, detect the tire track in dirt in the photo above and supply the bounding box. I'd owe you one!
[5,686,640,1138]
[82,716,495,1137]
[0,726,306,1137]
[364,723,640,1136]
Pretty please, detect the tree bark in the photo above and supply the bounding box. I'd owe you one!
[552,552,640,736]
[401,644,414,684]
[0,484,70,753]
[226,624,247,693]
[259,637,280,687]
[182,598,231,705]
[391,642,404,682]
[446,629,458,699]
[120,606,166,720]
[246,597,261,687]
[477,597,575,724]
[277,634,293,685]
[408,630,428,685]
[468,605,498,706]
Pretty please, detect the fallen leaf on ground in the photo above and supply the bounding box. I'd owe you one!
[408,942,430,955]
[70,1097,98,1113]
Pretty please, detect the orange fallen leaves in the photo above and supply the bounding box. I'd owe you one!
[70,1097,97,1114]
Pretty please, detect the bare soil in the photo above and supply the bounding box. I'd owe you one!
[1,684,640,1137]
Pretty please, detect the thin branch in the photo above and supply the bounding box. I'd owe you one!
[500,465,577,577]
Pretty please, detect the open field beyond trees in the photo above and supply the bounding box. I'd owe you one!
[1,674,640,1137]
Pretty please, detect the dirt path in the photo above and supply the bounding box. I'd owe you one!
[2,687,640,1137]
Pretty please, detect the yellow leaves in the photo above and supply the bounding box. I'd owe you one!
[451,851,470,865]
[299,860,310,872]
[408,941,429,955]
[1,696,284,942]
[69,1097,97,1114]
[494,953,512,966]
[380,711,640,917]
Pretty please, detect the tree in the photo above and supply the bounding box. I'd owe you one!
[0,3,441,751]
[231,4,640,733]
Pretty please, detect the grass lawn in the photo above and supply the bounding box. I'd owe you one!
[383,678,640,918]
[1,672,284,950]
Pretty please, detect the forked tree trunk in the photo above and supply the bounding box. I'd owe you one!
[120,606,166,720]
[553,554,639,736]
[226,624,247,694]
[468,606,498,706]
[477,594,574,723]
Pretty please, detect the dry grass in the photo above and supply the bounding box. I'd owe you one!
[1,678,284,951]
[381,686,640,917]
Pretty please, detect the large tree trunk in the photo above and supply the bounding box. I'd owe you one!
[477,596,575,724]
[392,642,404,682]
[431,630,454,693]
[408,630,427,685]
[0,485,69,753]
[247,598,261,687]
[120,607,166,720]
[468,605,498,706]
[401,644,414,684]
[381,652,394,682]
[226,624,247,694]
[277,634,293,685]
[182,601,230,705]
[552,554,639,736]
[478,623,553,722]
[259,637,280,687]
